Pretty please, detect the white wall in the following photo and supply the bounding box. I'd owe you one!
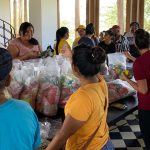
[41,0,58,49]
[29,0,58,50]
[29,0,42,48]
[0,0,11,46]
[0,0,11,23]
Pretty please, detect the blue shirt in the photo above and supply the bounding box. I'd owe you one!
[78,37,95,47]
[0,99,41,150]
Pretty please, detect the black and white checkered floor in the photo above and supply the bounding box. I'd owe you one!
[109,110,146,150]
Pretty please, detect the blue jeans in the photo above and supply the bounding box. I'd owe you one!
[101,140,115,150]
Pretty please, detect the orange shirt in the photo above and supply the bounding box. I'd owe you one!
[65,77,109,150]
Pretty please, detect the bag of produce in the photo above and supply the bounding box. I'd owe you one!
[36,59,61,116]
[8,67,24,99]
[108,53,126,79]
[20,77,39,109]
[107,79,136,103]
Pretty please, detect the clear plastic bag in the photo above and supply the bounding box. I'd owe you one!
[8,80,23,99]
[107,79,136,103]
[48,119,62,140]
[59,74,80,108]
[40,119,51,139]
[8,67,24,99]
[20,77,39,109]
[58,58,80,107]
[108,53,126,79]
[36,82,60,116]
[36,60,61,116]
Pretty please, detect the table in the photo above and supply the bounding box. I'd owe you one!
[57,95,138,126]
[38,95,138,126]
[108,95,138,126]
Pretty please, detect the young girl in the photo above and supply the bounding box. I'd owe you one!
[46,44,114,150]
[121,29,150,149]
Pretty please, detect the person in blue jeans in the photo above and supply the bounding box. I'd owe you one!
[102,140,115,150]
[0,47,41,150]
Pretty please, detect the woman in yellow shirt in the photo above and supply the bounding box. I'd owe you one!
[55,27,72,57]
[46,44,114,150]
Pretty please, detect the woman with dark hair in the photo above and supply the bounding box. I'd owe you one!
[46,44,114,150]
[121,29,150,149]
[78,23,99,47]
[99,30,116,54]
[7,22,41,60]
[54,27,71,56]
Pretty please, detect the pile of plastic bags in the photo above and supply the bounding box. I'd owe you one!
[107,79,136,103]
[106,53,135,103]
[8,56,80,116]
[8,53,136,116]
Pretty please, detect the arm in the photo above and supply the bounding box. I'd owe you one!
[120,74,148,94]
[7,44,20,59]
[46,115,85,150]
[122,36,136,62]
[123,51,136,62]
[7,44,39,60]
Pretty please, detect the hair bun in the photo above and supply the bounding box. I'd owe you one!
[90,47,106,64]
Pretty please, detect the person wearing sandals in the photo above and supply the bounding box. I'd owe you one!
[46,44,114,150]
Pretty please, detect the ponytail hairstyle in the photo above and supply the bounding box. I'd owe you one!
[73,44,106,77]
[55,27,69,55]
[135,29,150,50]
[19,22,39,45]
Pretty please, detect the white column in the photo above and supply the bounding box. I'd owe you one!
[29,0,58,50]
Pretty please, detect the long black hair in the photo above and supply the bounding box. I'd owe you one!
[73,44,106,77]
[19,22,39,45]
[55,27,69,55]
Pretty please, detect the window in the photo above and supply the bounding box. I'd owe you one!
[59,0,86,45]
[144,0,150,32]
[10,0,29,35]
[99,0,126,33]
[59,0,75,44]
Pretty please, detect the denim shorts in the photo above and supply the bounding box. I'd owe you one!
[101,140,115,150]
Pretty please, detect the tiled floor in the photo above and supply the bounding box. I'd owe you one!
[109,110,146,150]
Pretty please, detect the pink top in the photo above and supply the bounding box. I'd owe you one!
[9,38,40,57]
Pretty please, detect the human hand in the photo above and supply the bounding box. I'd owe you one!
[120,72,128,81]
[27,51,39,59]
